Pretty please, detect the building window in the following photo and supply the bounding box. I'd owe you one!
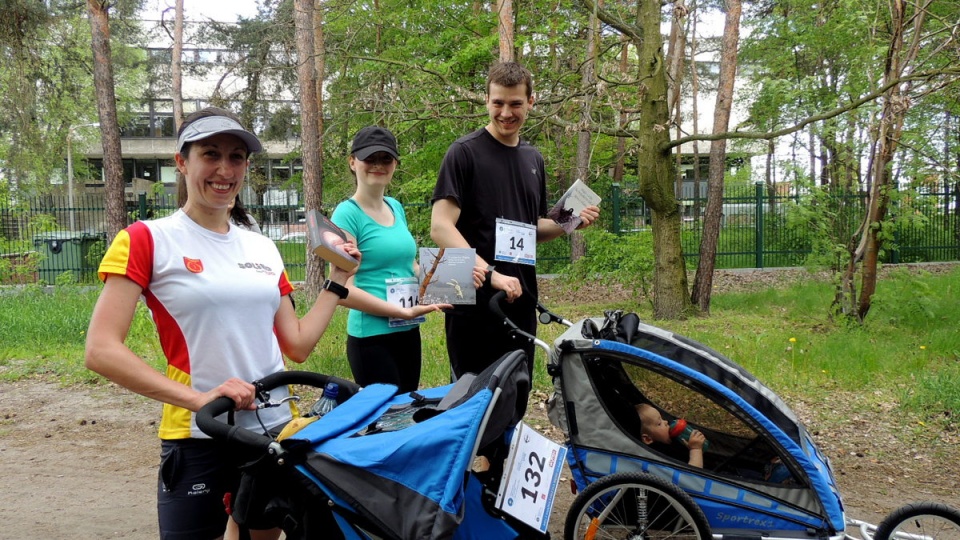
[121,116,152,138]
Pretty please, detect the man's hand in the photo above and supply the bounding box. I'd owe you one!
[575,205,601,230]
[472,264,487,289]
[490,271,522,302]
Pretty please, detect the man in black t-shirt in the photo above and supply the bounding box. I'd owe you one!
[430,61,600,379]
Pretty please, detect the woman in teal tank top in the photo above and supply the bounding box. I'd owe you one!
[331,126,450,392]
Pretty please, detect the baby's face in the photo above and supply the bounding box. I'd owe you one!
[639,405,671,444]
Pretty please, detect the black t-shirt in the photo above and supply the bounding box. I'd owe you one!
[431,128,547,306]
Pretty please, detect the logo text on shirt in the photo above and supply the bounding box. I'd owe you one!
[237,262,275,276]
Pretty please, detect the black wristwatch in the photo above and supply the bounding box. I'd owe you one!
[322,279,349,299]
[484,265,495,286]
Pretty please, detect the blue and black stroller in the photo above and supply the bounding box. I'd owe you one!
[197,349,548,539]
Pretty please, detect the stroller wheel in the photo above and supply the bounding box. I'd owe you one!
[564,472,710,540]
[874,502,960,540]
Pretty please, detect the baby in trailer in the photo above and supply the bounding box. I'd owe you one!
[636,403,708,468]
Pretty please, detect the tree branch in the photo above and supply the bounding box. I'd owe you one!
[662,67,960,152]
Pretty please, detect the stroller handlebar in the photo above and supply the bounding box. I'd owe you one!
[537,300,574,327]
[488,290,553,355]
[196,396,279,451]
[196,371,361,451]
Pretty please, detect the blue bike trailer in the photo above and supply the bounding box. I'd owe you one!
[547,317,846,540]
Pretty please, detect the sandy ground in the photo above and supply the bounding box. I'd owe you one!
[2,379,959,539]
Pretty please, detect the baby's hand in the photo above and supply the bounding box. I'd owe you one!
[686,430,707,450]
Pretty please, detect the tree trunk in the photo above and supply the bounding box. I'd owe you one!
[295,0,324,299]
[571,5,599,262]
[690,14,702,221]
[496,0,514,62]
[314,0,326,213]
[87,0,125,241]
[691,0,741,313]
[667,1,686,199]
[633,0,691,319]
[837,0,921,323]
[171,0,184,129]
[953,116,960,255]
[612,38,628,185]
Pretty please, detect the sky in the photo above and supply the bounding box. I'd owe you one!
[140,0,261,23]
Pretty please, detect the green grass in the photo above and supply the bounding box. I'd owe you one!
[2,266,958,428]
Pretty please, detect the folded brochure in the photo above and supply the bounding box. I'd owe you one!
[547,179,601,234]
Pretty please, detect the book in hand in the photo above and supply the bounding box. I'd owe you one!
[418,247,476,305]
[547,179,601,234]
[305,209,359,272]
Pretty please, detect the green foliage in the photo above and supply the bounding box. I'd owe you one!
[0,2,147,198]
[29,213,60,233]
[869,268,939,326]
[85,239,108,270]
[0,251,39,284]
[559,228,654,299]
[53,270,77,286]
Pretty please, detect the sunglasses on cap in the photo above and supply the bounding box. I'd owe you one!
[360,153,396,166]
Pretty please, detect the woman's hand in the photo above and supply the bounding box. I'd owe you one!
[201,377,257,411]
[399,303,453,319]
[328,242,361,283]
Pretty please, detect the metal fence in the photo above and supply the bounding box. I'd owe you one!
[611,182,960,269]
[2,183,958,285]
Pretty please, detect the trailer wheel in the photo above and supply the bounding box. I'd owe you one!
[874,501,960,540]
[564,472,710,540]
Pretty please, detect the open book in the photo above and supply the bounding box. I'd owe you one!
[418,247,476,305]
[305,209,359,271]
[547,179,601,234]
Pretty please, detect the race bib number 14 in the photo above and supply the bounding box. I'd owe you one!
[494,218,536,266]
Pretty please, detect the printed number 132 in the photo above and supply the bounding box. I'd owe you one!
[520,451,545,501]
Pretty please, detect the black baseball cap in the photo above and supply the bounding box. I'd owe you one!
[350,126,399,161]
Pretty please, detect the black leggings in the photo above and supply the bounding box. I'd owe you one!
[346,327,422,392]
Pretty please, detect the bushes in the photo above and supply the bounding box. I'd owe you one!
[0,251,40,284]
[560,228,654,298]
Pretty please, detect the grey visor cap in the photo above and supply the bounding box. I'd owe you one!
[176,116,264,154]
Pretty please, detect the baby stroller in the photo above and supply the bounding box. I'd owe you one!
[197,348,549,540]
[490,292,960,540]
